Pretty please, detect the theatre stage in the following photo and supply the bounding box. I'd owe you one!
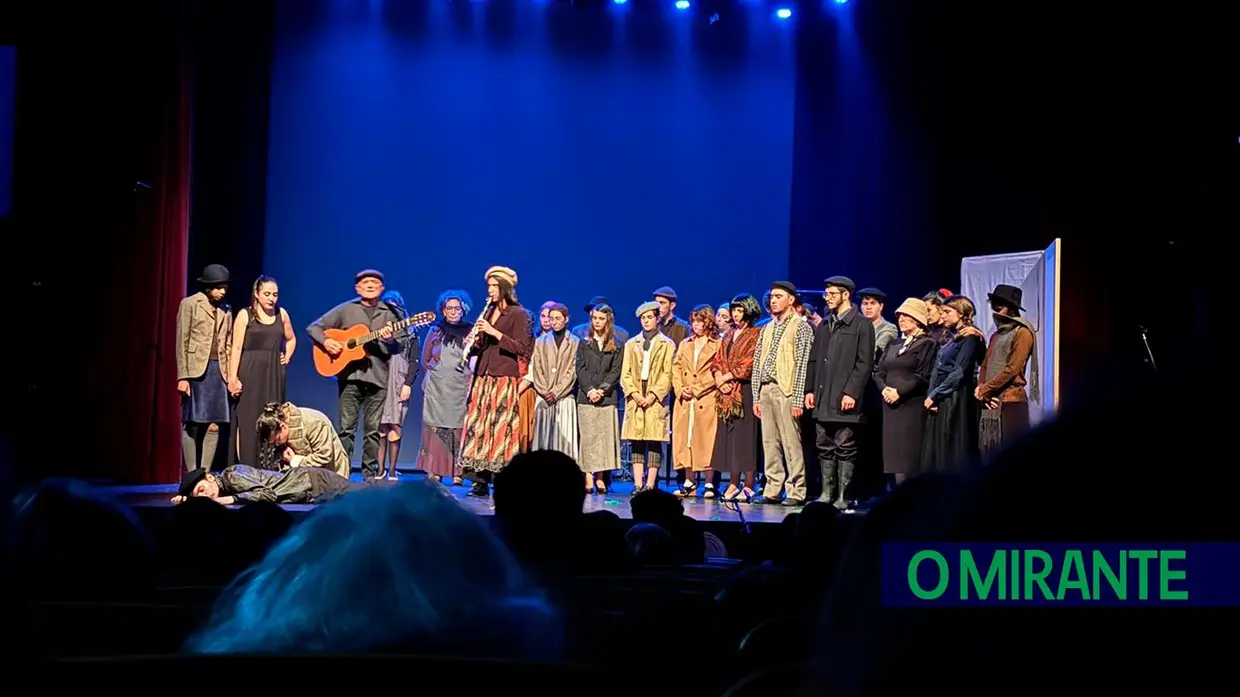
[101,470,804,525]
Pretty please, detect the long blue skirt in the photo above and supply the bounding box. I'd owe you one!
[183,360,231,424]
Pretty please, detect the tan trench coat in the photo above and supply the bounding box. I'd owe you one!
[619,334,675,442]
[671,336,720,471]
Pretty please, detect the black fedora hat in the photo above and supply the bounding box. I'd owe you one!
[584,295,610,313]
[987,284,1024,311]
[197,264,230,286]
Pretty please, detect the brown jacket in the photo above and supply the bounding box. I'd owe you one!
[671,336,720,471]
[977,317,1035,404]
[176,292,233,382]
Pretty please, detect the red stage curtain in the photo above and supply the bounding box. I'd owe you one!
[92,1,195,485]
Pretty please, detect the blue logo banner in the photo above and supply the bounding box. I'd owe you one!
[881,543,1240,607]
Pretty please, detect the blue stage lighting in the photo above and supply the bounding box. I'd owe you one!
[675,0,690,9]
[613,0,628,4]
[775,7,792,18]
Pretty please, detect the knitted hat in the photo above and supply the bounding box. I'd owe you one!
[484,265,518,287]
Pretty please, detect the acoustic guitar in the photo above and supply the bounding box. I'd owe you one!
[313,311,436,378]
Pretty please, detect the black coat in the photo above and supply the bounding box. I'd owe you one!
[575,337,623,406]
[874,335,937,474]
[806,307,876,423]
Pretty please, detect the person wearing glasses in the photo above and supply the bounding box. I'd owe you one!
[804,276,876,510]
[416,290,474,486]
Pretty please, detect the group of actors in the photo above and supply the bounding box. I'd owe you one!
[172,263,1037,509]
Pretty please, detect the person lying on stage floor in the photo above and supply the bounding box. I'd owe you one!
[254,400,353,478]
[171,463,353,506]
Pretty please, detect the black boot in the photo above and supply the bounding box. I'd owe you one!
[835,460,856,510]
[818,459,838,504]
[467,470,490,497]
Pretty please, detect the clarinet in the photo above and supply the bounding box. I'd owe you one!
[459,300,493,369]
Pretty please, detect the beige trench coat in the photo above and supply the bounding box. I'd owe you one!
[619,334,675,442]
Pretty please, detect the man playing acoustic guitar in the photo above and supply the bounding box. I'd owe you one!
[307,269,401,480]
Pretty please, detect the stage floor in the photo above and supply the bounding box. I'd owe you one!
[101,471,806,524]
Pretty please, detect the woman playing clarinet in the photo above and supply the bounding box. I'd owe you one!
[458,266,533,498]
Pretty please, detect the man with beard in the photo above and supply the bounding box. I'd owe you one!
[805,276,876,510]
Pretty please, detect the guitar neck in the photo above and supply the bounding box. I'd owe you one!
[356,316,414,345]
[355,314,434,346]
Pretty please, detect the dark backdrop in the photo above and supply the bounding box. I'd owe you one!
[0,46,14,218]
[6,0,1234,482]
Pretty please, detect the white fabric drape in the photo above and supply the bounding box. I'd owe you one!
[960,239,1060,426]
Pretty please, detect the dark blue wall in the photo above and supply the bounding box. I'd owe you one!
[264,0,796,457]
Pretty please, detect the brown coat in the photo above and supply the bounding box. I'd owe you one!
[671,336,720,471]
[284,402,352,479]
[176,292,233,382]
[619,333,676,442]
[978,316,1036,404]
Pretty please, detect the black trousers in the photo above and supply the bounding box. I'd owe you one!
[816,421,859,501]
[338,381,385,478]
[815,421,859,462]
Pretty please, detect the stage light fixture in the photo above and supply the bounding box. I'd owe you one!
[675,0,691,9]
[775,7,792,18]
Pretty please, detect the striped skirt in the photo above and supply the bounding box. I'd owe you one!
[459,375,523,473]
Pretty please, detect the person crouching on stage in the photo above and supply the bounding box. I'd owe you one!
[460,266,533,498]
[620,301,676,493]
[255,401,352,479]
[172,463,352,506]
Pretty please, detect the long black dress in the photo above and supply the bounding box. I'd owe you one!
[874,336,937,476]
[229,311,287,469]
[921,332,984,474]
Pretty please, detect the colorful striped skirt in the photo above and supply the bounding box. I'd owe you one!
[459,375,523,473]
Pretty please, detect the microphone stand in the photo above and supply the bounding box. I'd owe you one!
[1138,325,1157,372]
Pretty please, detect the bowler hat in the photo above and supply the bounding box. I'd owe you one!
[197,264,230,286]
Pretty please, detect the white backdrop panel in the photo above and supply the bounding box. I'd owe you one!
[960,240,1059,426]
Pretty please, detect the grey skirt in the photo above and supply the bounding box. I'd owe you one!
[577,403,620,474]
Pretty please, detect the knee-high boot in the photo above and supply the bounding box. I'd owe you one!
[818,459,837,504]
[835,460,856,510]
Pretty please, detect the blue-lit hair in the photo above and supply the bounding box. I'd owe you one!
[380,290,407,319]
[437,289,473,318]
[185,480,560,657]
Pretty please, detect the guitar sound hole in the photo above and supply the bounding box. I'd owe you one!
[346,341,356,349]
